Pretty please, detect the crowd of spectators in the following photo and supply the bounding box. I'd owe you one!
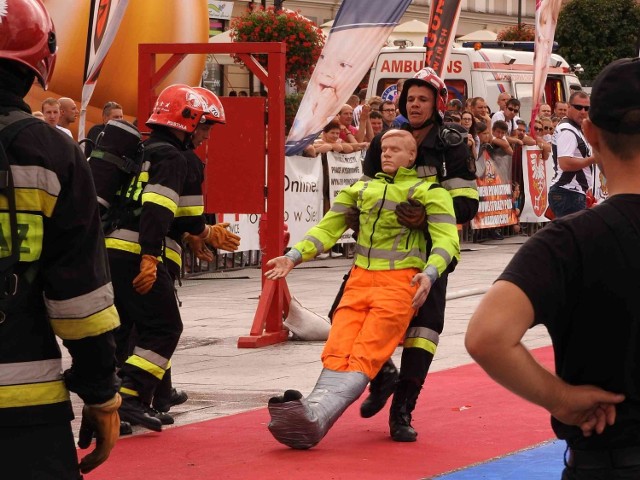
[302,82,571,242]
[33,96,127,159]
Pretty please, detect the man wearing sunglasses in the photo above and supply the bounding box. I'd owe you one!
[548,91,597,217]
[492,98,523,147]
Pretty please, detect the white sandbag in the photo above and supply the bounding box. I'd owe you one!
[284,295,331,341]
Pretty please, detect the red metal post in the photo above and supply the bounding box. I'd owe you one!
[238,42,289,347]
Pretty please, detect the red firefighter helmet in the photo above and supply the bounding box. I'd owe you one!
[0,0,57,89]
[192,87,226,125]
[398,67,448,125]
[146,84,208,134]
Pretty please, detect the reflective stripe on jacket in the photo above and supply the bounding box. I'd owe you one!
[1,104,119,425]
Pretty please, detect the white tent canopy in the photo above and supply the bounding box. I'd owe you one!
[387,19,429,47]
[393,19,429,33]
[208,30,236,65]
[456,29,498,42]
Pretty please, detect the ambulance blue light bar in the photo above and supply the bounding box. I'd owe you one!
[460,41,559,53]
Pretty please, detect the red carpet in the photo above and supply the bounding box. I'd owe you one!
[84,347,555,480]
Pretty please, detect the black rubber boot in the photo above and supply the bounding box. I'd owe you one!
[152,388,188,413]
[360,360,399,418]
[120,421,133,436]
[119,395,163,432]
[389,380,421,442]
[150,408,175,425]
[152,368,189,413]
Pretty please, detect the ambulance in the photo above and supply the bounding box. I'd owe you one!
[366,41,583,122]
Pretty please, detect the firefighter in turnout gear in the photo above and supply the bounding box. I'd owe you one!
[342,67,479,441]
[149,86,237,418]
[104,84,239,431]
[0,0,121,477]
[264,129,460,449]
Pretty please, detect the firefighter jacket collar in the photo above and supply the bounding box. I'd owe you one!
[0,91,31,114]
[147,127,189,151]
[374,165,418,184]
[400,122,439,150]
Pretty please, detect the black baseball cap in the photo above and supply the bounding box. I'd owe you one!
[589,57,640,134]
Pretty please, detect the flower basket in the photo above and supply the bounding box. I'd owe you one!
[497,24,535,41]
[230,7,324,90]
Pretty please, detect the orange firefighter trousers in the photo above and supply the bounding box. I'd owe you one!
[321,266,419,379]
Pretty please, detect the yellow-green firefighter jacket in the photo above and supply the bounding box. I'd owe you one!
[292,166,459,278]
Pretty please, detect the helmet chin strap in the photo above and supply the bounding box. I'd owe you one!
[406,116,435,132]
[181,132,195,149]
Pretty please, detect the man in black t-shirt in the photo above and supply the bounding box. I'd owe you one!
[466,57,640,479]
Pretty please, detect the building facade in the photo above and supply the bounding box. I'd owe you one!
[205,0,538,95]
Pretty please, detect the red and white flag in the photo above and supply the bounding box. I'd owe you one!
[79,0,130,140]
[425,0,462,77]
[530,0,563,136]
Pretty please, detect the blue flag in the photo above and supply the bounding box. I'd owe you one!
[285,0,412,156]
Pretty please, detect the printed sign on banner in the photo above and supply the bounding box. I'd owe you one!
[326,150,364,244]
[284,155,324,247]
[214,213,260,252]
[520,146,550,222]
[208,1,234,20]
[472,148,518,230]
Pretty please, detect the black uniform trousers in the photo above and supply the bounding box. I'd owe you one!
[399,268,449,383]
[0,421,82,480]
[562,465,640,479]
[109,255,183,405]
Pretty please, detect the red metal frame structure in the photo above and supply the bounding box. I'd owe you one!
[138,42,290,348]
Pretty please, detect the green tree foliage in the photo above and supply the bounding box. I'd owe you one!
[556,0,640,81]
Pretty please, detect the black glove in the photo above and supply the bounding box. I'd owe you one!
[344,207,360,236]
[396,198,427,230]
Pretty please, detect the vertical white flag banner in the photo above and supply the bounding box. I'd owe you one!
[285,0,412,156]
[325,150,364,244]
[530,0,563,135]
[79,0,130,140]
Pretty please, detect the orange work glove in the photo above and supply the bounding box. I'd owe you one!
[204,223,241,252]
[77,393,122,474]
[183,233,215,262]
[132,254,159,294]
